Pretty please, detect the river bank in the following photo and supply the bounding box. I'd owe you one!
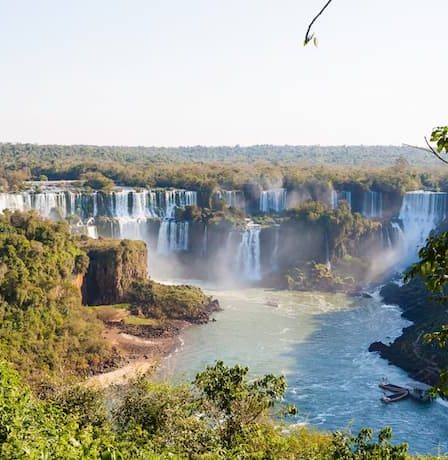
[369,279,448,386]
[155,283,448,454]
[87,320,188,387]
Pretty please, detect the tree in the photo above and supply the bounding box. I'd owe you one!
[81,171,114,191]
[194,360,296,445]
[406,232,448,397]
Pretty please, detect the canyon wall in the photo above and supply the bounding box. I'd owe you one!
[80,239,148,305]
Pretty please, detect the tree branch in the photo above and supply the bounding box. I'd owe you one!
[304,0,334,46]
[403,140,448,165]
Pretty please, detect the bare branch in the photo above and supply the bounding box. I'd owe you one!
[304,0,335,46]
[403,140,448,165]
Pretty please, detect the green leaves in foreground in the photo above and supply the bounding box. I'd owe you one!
[431,126,448,156]
[0,359,414,459]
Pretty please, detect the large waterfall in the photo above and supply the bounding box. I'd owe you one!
[157,221,190,255]
[259,189,287,213]
[0,189,197,255]
[0,189,197,222]
[235,224,261,281]
[398,191,448,263]
[362,191,383,218]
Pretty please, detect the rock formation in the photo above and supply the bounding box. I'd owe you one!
[81,239,148,305]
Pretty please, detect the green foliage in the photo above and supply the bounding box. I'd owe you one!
[284,262,352,291]
[128,279,212,321]
[431,126,448,156]
[406,232,448,294]
[328,427,408,459]
[405,232,448,397]
[0,359,420,459]
[0,211,113,386]
[81,171,114,191]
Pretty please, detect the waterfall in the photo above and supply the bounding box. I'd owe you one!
[330,190,338,209]
[330,190,352,210]
[220,190,245,209]
[325,233,331,270]
[0,189,197,254]
[270,225,280,271]
[259,189,287,213]
[157,221,189,255]
[235,224,261,281]
[362,191,383,218]
[0,193,27,213]
[202,224,208,256]
[398,191,448,263]
[338,191,352,209]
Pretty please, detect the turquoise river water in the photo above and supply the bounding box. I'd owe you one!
[157,281,448,455]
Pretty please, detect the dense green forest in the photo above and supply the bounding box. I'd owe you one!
[0,211,118,387]
[2,142,448,197]
[1,357,427,459]
[0,143,439,166]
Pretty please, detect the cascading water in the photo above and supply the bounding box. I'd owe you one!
[330,190,352,210]
[270,225,280,271]
[259,189,287,213]
[219,190,245,209]
[398,191,448,264]
[157,221,189,255]
[330,190,338,209]
[235,224,261,281]
[202,224,208,256]
[0,188,197,248]
[0,191,69,218]
[338,191,352,209]
[324,233,331,270]
[362,191,383,218]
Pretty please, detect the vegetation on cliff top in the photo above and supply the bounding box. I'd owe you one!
[0,211,115,387]
[128,279,217,323]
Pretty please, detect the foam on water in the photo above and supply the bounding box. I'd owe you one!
[157,285,448,454]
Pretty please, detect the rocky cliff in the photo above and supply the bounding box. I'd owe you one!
[81,239,148,305]
[369,279,448,385]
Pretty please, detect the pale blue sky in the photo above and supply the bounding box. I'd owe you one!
[0,1,445,146]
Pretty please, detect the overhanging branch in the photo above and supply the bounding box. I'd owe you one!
[304,0,335,46]
[403,140,448,165]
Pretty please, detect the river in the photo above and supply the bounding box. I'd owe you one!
[157,282,448,455]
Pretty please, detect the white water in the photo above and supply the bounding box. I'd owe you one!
[220,190,245,209]
[0,189,197,220]
[157,220,189,254]
[362,191,383,218]
[158,285,448,454]
[398,191,448,264]
[331,190,352,210]
[259,188,287,213]
[0,188,197,246]
[270,225,280,271]
[202,224,208,256]
[235,224,261,280]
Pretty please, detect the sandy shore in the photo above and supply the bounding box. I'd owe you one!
[87,323,188,387]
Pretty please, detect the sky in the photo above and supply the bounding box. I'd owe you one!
[0,0,446,146]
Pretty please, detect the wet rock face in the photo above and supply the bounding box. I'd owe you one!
[369,279,448,386]
[81,239,148,305]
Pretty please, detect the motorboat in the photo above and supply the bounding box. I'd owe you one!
[381,390,409,404]
[379,379,433,403]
